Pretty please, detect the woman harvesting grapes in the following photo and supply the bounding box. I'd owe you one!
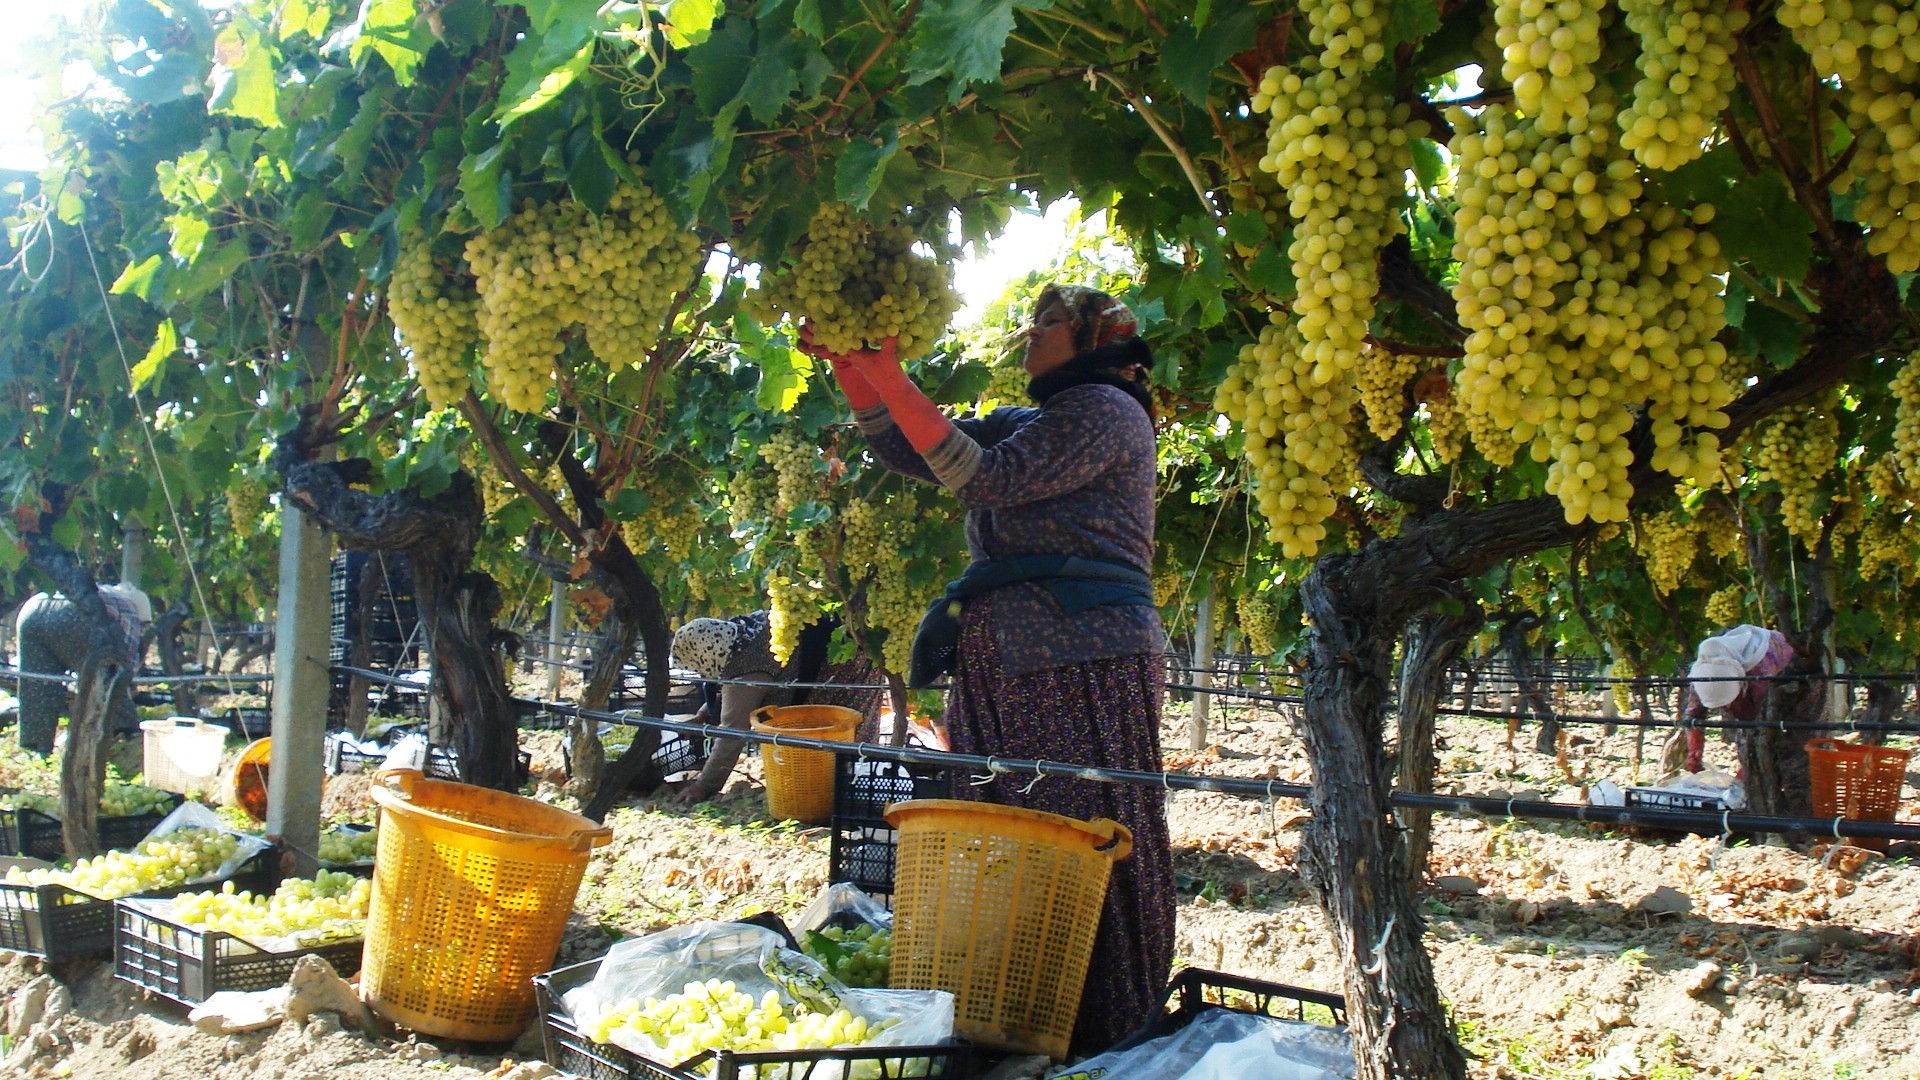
[800,284,1173,1055]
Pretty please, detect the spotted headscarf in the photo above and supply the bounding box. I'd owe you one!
[1035,284,1139,355]
[672,618,741,680]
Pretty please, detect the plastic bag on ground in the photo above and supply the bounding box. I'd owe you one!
[794,882,892,934]
[563,921,952,1065]
[142,799,274,882]
[1048,1007,1354,1080]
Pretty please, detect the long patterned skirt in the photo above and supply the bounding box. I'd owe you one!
[945,595,1176,1057]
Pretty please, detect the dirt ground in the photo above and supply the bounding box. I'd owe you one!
[2,681,1916,1080]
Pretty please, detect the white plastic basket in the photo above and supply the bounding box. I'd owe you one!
[140,718,231,795]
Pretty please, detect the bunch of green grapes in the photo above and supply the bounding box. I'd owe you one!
[753,204,959,361]
[1636,510,1701,594]
[1617,0,1747,170]
[801,924,894,988]
[981,362,1029,409]
[1236,591,1279,657]
[1856,512,1913,581]
[3,828,240,899]
[1752,403,1840,544]
[389,233,480,409]
[1449,97,1733,524]
[1777,0,1920,270]
[1152,570,1182,608]
[1423,392,1467,464]
[839,495,922,674]
[8,783,176,818]
[586,977,905,1066]
[767,572,825,665]
[317,827,378,865]
[1295,0,1389,78]
[464,184,701,412]
[1222,37,1414,557]
[1356,346,1422,438]
[1704,583,1747,626]
[728,466,778,535]
[1697,506,1745,562]
[227,474,269,540]
[1494,0,1609,133]
[760,429,824,519]
[1890,362,1920,484]
[1214,320,1349,559]
[1610,656,1639,714]
[169,870,370,943]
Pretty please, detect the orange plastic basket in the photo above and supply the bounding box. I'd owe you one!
[884,799,1132,1061]
[361,769,611,1041]
[748,705,861,824]
[1806,738,1911,850]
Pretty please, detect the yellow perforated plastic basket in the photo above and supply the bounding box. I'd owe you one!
[748,705,861,824]
[884,799,1132,1060]
[362,769,611,1041]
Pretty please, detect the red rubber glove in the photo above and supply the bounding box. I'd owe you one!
[798,323,882,411]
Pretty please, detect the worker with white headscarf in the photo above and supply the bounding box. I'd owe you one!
[1678,624,1795,772]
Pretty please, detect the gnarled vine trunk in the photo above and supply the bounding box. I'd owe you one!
[1395,602,1483,883]
[276,433,523,791]
[1498,612,1559,754]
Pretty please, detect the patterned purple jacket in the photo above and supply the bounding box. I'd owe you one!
[855,383,1165,677]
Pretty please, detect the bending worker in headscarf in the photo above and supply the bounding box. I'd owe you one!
[800,284,1173,1055]
[13,583,152,754]
[1677,623,1795,773]
[669,613,881,803]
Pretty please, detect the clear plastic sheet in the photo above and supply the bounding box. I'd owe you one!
[1048,1007,1354,1080]
[562,921,952,1069]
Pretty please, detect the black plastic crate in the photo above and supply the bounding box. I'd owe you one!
[533,957,971,1080]
[114,898,365,1005]
[0,846,280,962]
[224,706,272,740]
[1107,967,1346,1055]
[1,793,188,861]
[324,737,461,781]
[827,758,954,907]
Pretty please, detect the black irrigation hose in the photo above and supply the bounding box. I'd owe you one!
[0,666,276,687]
[331,664,1920,843]
[1160,679,1920,735]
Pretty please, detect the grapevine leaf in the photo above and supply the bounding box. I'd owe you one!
[904,0,1053,101]
[517,0,599,34]
[130,320,177,394]
[343,0,430,85]
[284,191,334,250]
[165,239,251,304]
[494,21,597,129]
[208,14,283,129]
[1384,0,1441,47]
[1409,138,1445,189]
[738,34,806,123]
[793,0,825,39]
[688,19,754,113]
[754,346,815,412]
[1223,210,1265,248]
[1710,172,1813,281]
[931,361,993,404]
[566,126,618,212]
[1246,241,1293,296]
[834,128,899,209]
[168,212,211,263]
[663,0,719,48]
[1157,7,1259,105]
[110,254,166,301]
[459,144,510,229]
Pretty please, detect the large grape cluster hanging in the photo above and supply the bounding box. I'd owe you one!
[389,235,481,409]
[1890,361,1920,484]
[1447,83,1735,526]
[752,204,960,361]
[1617,0,1747,170]
[1776,0,1920,271]
[461,184,702,412]
[1750,400,1841,545]
[1214,0,1418,558]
